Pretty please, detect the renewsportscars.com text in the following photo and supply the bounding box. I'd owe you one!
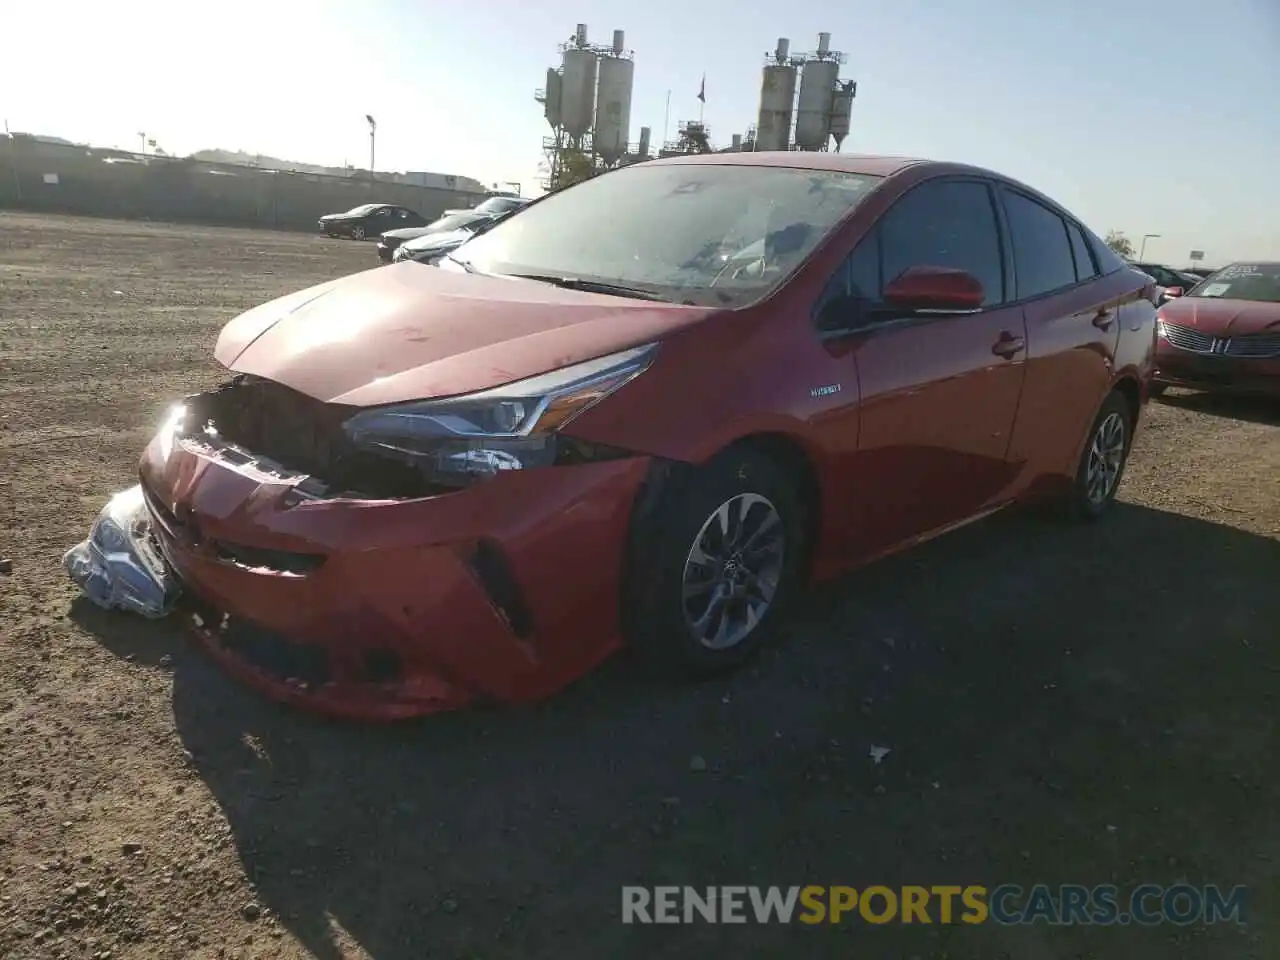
[621,884,1248,926]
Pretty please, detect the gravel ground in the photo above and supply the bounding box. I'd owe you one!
[1,212,1277,960]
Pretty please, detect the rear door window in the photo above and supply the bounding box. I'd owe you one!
[1001,190,1078,299]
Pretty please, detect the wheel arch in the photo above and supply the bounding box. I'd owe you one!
[621,428,825,600]
[725,432,822,571]
[1111,373,1142,430]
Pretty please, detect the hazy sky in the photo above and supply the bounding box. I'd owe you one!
[6,0,1277,262]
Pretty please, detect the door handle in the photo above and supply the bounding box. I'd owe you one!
[1093,309,1115,330]
[992,333,1025,359]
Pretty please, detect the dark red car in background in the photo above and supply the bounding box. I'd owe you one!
[1153,262,1280,396]
[132,152,1158,719]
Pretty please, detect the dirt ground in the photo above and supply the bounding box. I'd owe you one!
[1,212,1277,960]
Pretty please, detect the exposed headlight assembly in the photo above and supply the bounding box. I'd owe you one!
[340,343,657,485]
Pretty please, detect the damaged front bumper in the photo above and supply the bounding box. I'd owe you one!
[120,392,651,719]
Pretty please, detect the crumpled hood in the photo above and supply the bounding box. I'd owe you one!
[1158,297,1280,336]
[214,264,717,406]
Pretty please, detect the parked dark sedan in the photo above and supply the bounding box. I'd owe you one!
[1132,262,1205,304]
[318,203,428,240]
[376,210,496,263]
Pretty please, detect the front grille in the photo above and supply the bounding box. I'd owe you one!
[1163,322,1280,359]
[1162,322,1215,353]
[211,540,325,575]
[1224,330,1280,359]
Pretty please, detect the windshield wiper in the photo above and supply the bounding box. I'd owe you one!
[505,273,669,302]
[444,253,477,273]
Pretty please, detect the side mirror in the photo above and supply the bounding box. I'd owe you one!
[883,265,984,312]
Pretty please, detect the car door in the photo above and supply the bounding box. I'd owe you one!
[825,176,1028,559]
[997,188,1121,489]
[391,206,421,228]
[368,206,395,235]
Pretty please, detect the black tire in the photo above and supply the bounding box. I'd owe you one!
[622,447,808,677]
[1060,390,1134,522]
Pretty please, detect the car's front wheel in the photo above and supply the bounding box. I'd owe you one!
[623,448,807,676]
[1061,390,1133,522]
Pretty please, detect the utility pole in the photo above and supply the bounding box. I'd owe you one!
[1139,233,1160,260]
[3,119,21,200]
[365,114,376,174]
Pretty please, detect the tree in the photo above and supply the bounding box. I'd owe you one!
[1105,230,1135,259]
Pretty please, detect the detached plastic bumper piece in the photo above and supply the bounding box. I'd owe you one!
[63,485,182,619]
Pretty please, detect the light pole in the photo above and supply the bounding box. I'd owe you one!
[1139,233,1160,260]
[365,114,376,174]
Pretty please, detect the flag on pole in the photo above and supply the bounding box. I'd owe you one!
[697,75,706,103]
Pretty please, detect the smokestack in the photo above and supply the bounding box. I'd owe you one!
[775,38,790,62]
[817,32,831,56]
[612,29,625,54]
[575,23,588,47]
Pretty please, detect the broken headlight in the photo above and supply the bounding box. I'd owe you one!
[340,343,657,485]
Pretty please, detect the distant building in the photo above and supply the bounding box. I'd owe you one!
[188,149,486,192]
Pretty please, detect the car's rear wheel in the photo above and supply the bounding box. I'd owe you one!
[1061,390,1133,522]
[351,225,366,240]
[622,448,807,676]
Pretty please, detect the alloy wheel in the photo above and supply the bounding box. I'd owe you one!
[1085,411,1126,506]
[681,493,785,650]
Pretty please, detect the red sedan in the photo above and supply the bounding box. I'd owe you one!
[1153,262,1280,397]
[132,153,1158,719]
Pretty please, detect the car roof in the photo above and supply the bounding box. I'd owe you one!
[643,151,928,178]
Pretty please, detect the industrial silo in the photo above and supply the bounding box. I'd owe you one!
[795,35,839,151]
[637,125,651,159]
[829,81,856,151]
[755,38,797,152]
[593,30,634,164]
[560,26,598,140]
[543,67,563,129]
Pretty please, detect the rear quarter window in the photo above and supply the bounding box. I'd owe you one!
[1084,227,1129,276]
